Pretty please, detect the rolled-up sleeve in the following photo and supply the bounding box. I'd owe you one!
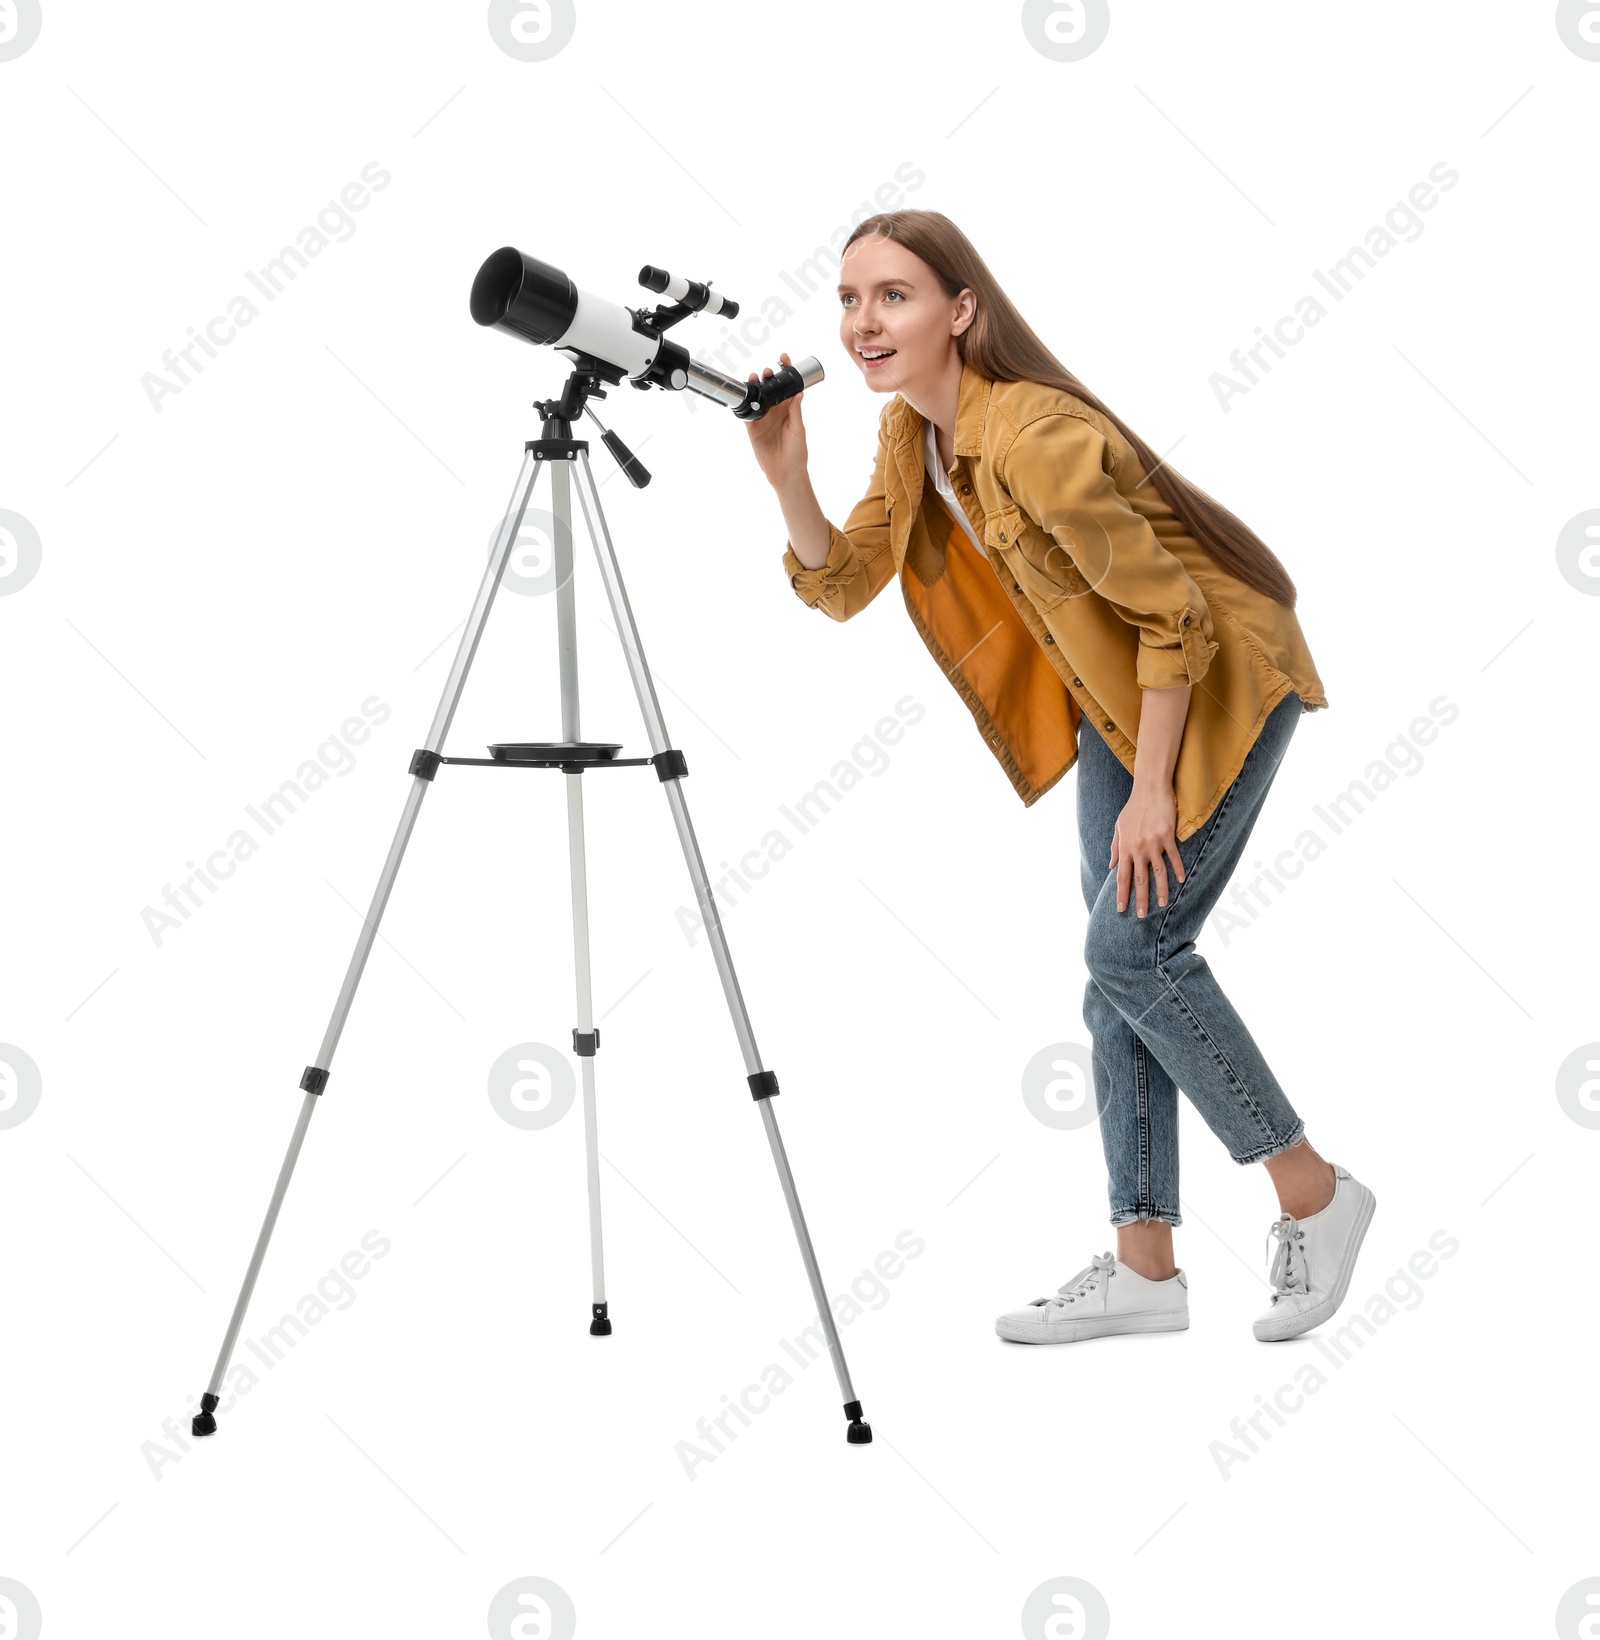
[781,411,898,622]
[1002,413,1220,690]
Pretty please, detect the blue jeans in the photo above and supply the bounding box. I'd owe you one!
[1077,690,1306,1228]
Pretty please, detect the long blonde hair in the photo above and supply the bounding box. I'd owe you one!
[843,209,1298,606]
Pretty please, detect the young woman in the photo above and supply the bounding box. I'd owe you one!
[746,209,1375,1347]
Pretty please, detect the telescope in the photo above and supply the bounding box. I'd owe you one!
[183,239,877,1453]
[470,247,822,420]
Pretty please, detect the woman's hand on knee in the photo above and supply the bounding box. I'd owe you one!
[1109,785,1186,918]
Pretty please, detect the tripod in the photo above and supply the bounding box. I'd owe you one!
[190,360,872,1446]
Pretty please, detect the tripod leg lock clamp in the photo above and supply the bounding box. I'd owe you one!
[652,749,688,782]
[300,1066,330,1095]
[572,1028,601,1057]
[748,1070,780,1102]
[410,748,442,781]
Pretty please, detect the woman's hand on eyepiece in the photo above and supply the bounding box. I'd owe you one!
[744,351,809,491]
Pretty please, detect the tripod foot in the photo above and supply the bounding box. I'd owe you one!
[589,1301,612,1336]
[844,1399,872,1444]
[192,1392,220,1438]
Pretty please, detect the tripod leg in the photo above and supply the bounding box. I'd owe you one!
[191,449,546,1437]
[568,451,872,1445]
[569,767,609,1336]
[546,457,610,1334]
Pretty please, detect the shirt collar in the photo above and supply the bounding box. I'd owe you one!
[953,355,992,456]
[890,355,993,457]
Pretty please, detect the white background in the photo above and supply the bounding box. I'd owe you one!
[2,2,1596,1635]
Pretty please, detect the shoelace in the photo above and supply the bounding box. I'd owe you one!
[1039,1251,1116,1309]
[1264,1215,1308,1305]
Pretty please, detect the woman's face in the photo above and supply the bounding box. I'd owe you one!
[836,233,972,401]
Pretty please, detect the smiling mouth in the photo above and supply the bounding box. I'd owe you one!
[859,348,897,366]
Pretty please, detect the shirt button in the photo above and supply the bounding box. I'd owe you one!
[1182,614,1192,626]
[960,484,971,495]
[1044,633,1055,644]
[1072,677,1082,686]
[1105,721,1115,732]
[1012,580,1021,594]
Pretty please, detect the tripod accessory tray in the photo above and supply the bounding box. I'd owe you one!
[491,740,623,764]
[407,741,687,780]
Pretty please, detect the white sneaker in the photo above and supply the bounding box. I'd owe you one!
[995,1251,1190,1345]
[1253,1163,1377,1342]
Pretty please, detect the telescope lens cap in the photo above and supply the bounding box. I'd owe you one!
[471,248,577,344]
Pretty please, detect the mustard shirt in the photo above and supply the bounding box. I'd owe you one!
[781,362,1328,841]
